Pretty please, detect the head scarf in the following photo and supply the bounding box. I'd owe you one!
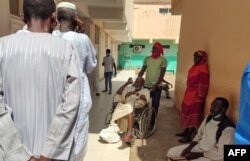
[195,50,207,64]
[151,42,164,59]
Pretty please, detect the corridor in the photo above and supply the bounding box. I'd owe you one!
[85,70,182,161]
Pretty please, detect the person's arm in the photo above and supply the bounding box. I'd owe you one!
[203,127,234,160]
[136,89,150,103]
[38,156,50,161]
[84,35,97,74]
[41,47,81,160]
[162,79,167,84]
[102,57,105,66]
[168,82,173,88]
[116,78,133,95]
[181,141,199,157]
[181,118,207,157]
[163,79,173,88]
[138,66,146,78]
[113,61,117,77]
[196,66,209,101]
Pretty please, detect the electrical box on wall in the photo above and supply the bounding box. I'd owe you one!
[133,45,142,53]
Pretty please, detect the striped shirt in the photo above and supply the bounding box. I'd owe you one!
[0,31,81,160]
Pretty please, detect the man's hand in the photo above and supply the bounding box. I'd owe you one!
[127,77,133,84]
[29,157,38,161]
[114,72,117,77]
[150,86,156,92]
[38,156,51,161]
[75,18,85,33]
[183,152,203,160]
[181,147,192,157]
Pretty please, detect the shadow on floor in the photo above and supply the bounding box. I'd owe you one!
[130,91,183,161]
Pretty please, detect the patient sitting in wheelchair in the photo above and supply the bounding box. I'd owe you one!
[100,77,150,144]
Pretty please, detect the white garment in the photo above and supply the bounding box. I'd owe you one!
[103,56,114,72]
[53,30,97,74]
[0,31,81,160]
[53,30,97,161]
[113,87,150,130]
[167,144,213,161]
[114,86,150,105]
[167,116,234,161]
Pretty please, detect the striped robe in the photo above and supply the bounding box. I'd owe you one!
[53,30,97,161]
[0,31,81,160]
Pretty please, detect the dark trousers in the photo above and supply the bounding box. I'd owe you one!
[150,87,162,114]
[150,87,162,124]
[104,72,113,91]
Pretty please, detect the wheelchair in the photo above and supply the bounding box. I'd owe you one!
[105,95,157,139]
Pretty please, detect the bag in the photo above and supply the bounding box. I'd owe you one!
[99,123,120,143]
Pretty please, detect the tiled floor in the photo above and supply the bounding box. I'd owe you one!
[84,70,181,161]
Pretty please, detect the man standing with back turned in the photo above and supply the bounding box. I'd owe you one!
[0,0,81,161]
[53,2,97,160]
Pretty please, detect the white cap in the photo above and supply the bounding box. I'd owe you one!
[57,2,76,10]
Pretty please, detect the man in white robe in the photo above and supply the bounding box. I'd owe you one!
[0,0,81,161]
[53,2,97,161]
[167,97,235,161]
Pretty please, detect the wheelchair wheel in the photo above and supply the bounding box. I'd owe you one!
[138,107,157,138]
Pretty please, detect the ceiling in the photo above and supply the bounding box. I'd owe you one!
[70,0,131,42]
[69,0,173,43]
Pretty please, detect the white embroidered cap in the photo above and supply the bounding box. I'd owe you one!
[57,2,76,10]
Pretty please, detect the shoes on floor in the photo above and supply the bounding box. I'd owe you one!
[96,93,100,96]
[108,91,112,95]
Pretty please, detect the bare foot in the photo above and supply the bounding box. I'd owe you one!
[122,133,133,143]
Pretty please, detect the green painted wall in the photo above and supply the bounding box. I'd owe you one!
[118,39,178,73]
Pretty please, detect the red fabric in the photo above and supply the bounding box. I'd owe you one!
[181,50,209,128]
[151,42,164,59]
